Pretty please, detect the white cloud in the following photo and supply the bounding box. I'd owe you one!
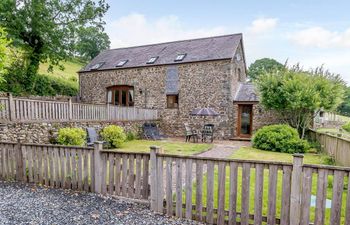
[106,13,227,48]
[247,18,278,34]
[290,26,350,48]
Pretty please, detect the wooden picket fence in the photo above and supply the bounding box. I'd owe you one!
[1,141,350,225]
[0,94,158,122]
[308,130,350,167]
[0,141,150,200]
[149,148,350,225]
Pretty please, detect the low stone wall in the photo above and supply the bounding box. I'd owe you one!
[0,120,158,144]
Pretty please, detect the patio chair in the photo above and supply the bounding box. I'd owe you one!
[142,123,167,140]
[86,127,99,146]
[184,123,198,142]
[201,124,214,143]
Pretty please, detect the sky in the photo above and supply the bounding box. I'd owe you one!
[103,0,350,83]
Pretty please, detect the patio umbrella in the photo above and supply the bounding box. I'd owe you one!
[190,107,219,116]
[190,108,219,142]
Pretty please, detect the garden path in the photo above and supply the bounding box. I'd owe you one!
[165,140,251,193]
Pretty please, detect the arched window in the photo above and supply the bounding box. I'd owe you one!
[107,85,134,106]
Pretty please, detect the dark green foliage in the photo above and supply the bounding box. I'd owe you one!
[342,122,350,133]
[248,58,285,80]
[306,140,322,153]
[0,0,109,91]
[1,71,78,96]
[323,155,336,166]
[35,75,78,96]
[253,124,310,153]
[126,131,139,141]
[75,26,110,61]
[0,52,78,96]
[338,86,350,116]
[255,65,345,138]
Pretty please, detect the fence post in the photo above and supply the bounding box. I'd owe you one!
[290,154,304,225]
[15,139,23,181]
[8,93,15,121]
[94,141,104,193]
[150,146,160,211]
[68,98,73,120]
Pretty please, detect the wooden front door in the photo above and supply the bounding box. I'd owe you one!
[237,104,253,137]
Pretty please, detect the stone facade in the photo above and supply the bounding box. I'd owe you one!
[232,103,282,137]
[79,38,281,139]
[0,120,151,144]
[79,43,247,139]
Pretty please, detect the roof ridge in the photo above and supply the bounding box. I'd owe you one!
[105,33,242,52]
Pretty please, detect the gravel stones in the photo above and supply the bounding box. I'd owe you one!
[0,181,203,225]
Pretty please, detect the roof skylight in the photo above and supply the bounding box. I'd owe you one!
[116,60,128,67]
[147,56,159,64]
[174,53,186,62]
[90,62,104,70]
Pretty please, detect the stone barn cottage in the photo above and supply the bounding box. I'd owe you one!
[78,34,278,139]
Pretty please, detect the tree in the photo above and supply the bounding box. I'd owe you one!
[75,26,110,61]
[255,66,345,138]
[0,0,109,92]
[337,86,350,116]
[0,27,11,82]
[248,58,285,80]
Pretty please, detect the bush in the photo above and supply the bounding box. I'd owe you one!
[57,128,87,146]
[100,125,126,148]
[34,74,78,96]
[252,124,309,153]
[342,122,350,133]
[1,69,78,96]
[126,131,138,141]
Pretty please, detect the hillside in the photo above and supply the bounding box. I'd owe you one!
[38,59,84,82]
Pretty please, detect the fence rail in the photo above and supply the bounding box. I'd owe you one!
[1,141,350,224]
[0,94,158,122]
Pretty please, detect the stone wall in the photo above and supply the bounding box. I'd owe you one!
[0,120,156,144]
[79,45,247,139]
[232,103,282,137]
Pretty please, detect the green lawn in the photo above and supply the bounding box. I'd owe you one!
[115,139,213,155]
[188,147,347,224]
[231,146,331,165]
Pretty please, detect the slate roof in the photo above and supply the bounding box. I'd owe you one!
[234,83,259,102]
[80,33,242,72]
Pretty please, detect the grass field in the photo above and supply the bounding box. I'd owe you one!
[188,147,346,224]
[115,139,213,155]
[231,146,332,165]
[38,59,83,82]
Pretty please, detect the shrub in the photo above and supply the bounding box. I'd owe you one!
[100,125,126,148]
[252,124,309,154]
[57,128,86,146]
[1,68,78,96]
[323,155,336,166]
[126,131,138,141]
[342,122,350,133]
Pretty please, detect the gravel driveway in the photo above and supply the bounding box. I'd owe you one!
[0,181,202,225]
